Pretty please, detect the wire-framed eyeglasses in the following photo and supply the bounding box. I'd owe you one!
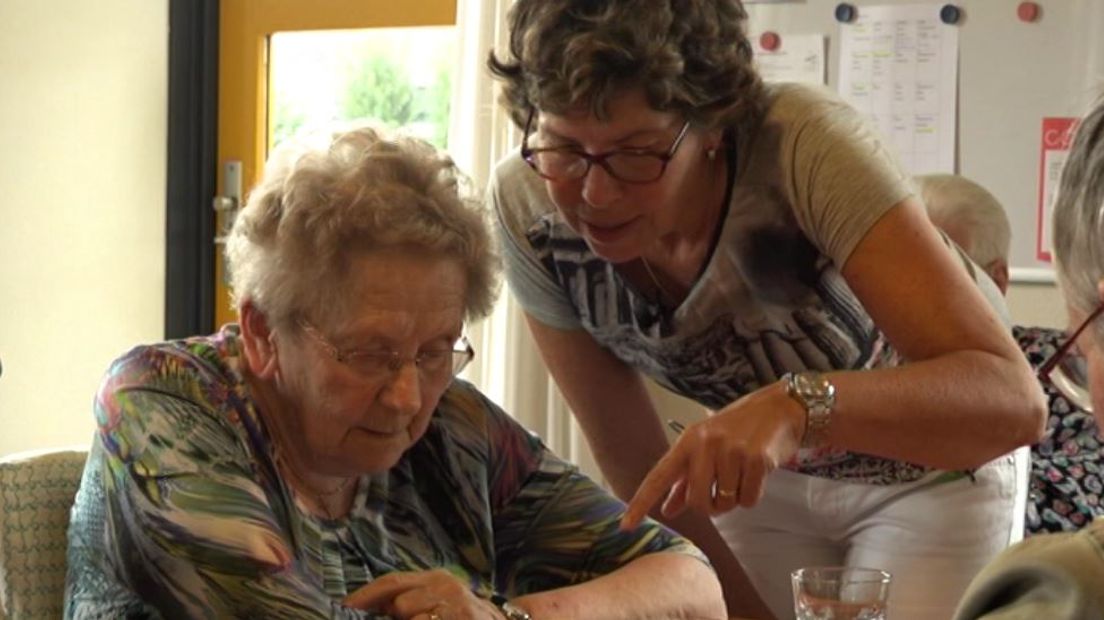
[520,108,692,184]
[1038,302,1104,413]
[297,319,474,383]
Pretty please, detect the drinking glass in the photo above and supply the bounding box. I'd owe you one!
[792,566,891,620]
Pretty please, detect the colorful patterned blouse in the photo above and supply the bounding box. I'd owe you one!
[64,326,704,619]
[1016,325,1104,536]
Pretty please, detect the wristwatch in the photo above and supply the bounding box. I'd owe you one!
[489,593,532,620]
[782,371,836,447]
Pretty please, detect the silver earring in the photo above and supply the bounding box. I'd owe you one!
[707,148,717,161]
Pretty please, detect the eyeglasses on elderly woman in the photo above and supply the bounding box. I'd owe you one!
[1038,302,1104,413]
[297,318,475,383]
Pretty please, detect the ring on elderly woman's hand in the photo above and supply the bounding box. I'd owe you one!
[715,488,737,499]
[428,612,443,620]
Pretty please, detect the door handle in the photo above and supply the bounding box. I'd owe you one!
[213,160,243,246]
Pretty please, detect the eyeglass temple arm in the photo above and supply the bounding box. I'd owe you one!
[1038,302,1104,379]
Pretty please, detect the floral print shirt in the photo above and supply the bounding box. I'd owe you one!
[1016,325,1104,536]
[64,326,704,619]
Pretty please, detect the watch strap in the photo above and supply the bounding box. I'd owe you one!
[783,371,835,447]
[489,593,532,620]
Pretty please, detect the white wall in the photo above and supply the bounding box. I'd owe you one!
[743,0,1104,279]
[0,0,168,457]
[1007,282,1063,329]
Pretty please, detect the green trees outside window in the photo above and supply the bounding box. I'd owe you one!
[270,28,455,150]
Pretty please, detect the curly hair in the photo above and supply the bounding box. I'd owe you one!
[487,0,764,133]
[225,126,500,328]
[1054,96,1104,339]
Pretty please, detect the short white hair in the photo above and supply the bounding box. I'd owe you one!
[916,173,1010,268]
[1054,97,1104,334]
[225,126,500,328]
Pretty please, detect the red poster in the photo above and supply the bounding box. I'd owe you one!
[1038,118,1078,262]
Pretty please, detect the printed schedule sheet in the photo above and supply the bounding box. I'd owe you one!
[837,3,959,175]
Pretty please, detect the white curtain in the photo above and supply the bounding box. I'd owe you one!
[447,0,602,480]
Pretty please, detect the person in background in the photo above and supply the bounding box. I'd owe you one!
[63,126,726,620]
[918,173,1104,535]
[917,173,1012,294]
[953,97,1104,620]
[487,1,1046,617]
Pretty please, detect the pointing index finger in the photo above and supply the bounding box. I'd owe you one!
[619,447,688,530]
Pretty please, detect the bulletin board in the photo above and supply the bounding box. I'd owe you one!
[743,0,1104,281]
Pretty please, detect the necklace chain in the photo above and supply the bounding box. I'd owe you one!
[640,257,676,307]
[638,140,732,310]
[272,446,354,520]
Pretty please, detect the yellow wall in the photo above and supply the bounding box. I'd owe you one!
[0,0,168,456]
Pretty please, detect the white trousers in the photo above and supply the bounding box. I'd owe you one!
[712,452,1023,620]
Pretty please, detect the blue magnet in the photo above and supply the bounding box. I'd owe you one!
[940,4,962,24]
[835,3,856,23]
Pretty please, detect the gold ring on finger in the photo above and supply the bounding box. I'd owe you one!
[716,488,737,498]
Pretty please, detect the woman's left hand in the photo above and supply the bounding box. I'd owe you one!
[343,569,503,620]
[620,380,806,530]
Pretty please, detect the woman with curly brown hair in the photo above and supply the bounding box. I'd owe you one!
[487,1,1047,618]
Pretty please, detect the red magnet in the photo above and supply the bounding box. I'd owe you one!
[759,31,781,52]
[1017,2,1040,23]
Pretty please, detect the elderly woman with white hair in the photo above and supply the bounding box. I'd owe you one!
[62,127,725,620]
[953,98,1104,619]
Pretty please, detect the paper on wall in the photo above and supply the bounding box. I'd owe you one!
[837,4,958,175]
[752,33,826,85]
[1037,117,1078,263]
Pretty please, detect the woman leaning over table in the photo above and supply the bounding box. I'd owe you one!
[62,126,725,620]
[953,96,1104,620]
[487,1,1046,618]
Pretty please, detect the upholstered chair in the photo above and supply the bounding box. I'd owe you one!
[0,448,88,619]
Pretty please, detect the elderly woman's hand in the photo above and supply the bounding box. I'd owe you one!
[621,381,806,530]
[343,570,503,620]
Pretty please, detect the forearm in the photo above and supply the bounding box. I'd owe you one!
[664,511,776,619]
[822,350,1045,469]
[566,384,772,618]
[588,400,670,503]
[523,314,670,500]
[524,318,771,616]
[513,553,725,620]
[829,197,1047,469]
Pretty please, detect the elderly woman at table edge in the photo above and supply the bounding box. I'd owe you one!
[62,127,725,620]
[953,98,1104,619]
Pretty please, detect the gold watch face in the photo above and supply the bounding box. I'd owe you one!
[794,372,832,401]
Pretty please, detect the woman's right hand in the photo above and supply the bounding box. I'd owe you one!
[343,570,505,620]
[621,379,806,529]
